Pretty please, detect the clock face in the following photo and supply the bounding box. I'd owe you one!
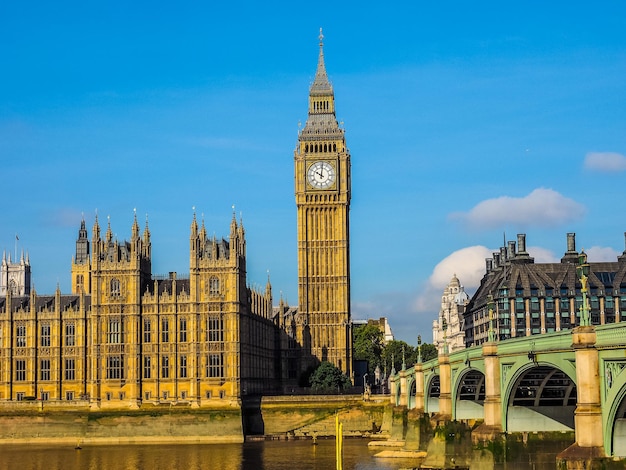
[307,161,336,190]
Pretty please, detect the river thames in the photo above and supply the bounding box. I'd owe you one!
[0,437,573,470]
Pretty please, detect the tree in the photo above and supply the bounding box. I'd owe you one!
[309,361,352,393]
[381,340,415,374]
[353,324,384,374]
[419,343,438,362]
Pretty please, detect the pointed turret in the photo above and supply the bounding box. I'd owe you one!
[190,210,198,237]
[199,217,207,241]
[92,213,101,241]
[143,214,151,245]
[72,217,92,294]
[301,29,342,140]
[230,206,238,240]
[105,216,113,243]
[310,28,333,97]
[131,209,140,240]
[238,214,245,239]
[75,217,90,265]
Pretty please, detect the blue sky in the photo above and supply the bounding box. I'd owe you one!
[2,2,625,344]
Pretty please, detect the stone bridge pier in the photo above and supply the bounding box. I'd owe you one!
[556,326,606,468]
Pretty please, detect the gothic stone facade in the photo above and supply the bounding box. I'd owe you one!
[0,214,276,406]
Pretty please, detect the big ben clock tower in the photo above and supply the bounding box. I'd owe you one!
[295,30,351,377]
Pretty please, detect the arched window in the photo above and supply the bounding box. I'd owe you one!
[209,277,220,296]
[143,318,151,343]
[111,278,120,296]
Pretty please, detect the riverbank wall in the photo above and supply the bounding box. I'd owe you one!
[249,395,390,438]
[0,401,245,445]
[0,395,389,445]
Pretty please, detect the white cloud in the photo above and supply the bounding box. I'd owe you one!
[414,246,492,315]
[526,246,558,263]
[449,188,585,229]
[585,245,621,261]
[584,152,626,172]
[428,246,493,290]
[414,244,560,315]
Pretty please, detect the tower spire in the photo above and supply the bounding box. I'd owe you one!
[105,215,113,242]
[131,208,140,239]
[143,213,151,243]
[310,28,333,96]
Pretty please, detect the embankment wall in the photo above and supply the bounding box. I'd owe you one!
[0,395,390,444]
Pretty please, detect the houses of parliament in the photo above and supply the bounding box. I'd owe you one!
[0,33,352,407]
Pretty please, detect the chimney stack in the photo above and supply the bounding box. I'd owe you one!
[507,240,516,259]
[517,234,527,253]
[561,232,579,263]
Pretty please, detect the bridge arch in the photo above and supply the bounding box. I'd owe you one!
[452,366,486,420]
[603,366,626,457]
[393,377,402,406]
[425,372,440,414]
[502,360,577,433]
[406,376,416,409]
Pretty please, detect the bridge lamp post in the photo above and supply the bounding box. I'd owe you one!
[576,250,591,327]
[417,335,422,364]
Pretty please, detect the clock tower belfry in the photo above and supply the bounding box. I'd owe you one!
[295,30,352,377]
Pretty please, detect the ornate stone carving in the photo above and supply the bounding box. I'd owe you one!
[502,364,513,384]
[605,360,626,394]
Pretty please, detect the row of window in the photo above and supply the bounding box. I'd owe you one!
[497,296,626,312]
[502,286,626,298]
[140,317,223,344]
[12,354,224,382]
[484,296,626,318]
[13,323,76,348]
[16,390,225,402]
[14,359,76,381]
[7,316,224,348]
[304,142,338,153]
[107,277,221,296]
[108,354,224,380]
[136,354,224,380]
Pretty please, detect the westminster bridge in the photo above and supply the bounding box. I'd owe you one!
[389,323,626,460]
